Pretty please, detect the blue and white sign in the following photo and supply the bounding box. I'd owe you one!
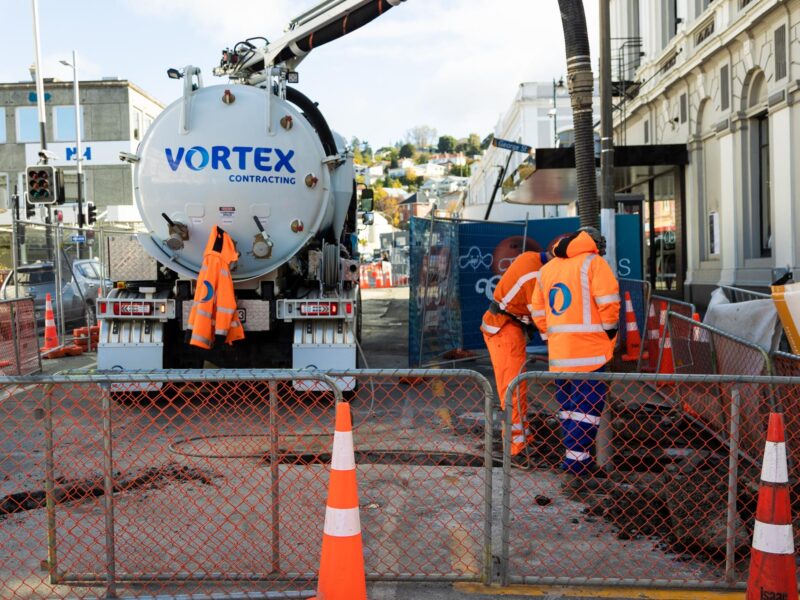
[70,235,86,243]
[25,141,136,168]
[492,137,532,154]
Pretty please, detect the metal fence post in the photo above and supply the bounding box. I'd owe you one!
[42,383,59,585]
[500,378,514,586]
[269,380,281,574]
[101,384,117,598]
[482,374,495,585]
[725,386,741,585]
[9,302,21,375]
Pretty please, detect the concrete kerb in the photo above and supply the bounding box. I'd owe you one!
[500,370,800,592]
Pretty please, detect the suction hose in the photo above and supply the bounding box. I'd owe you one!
[558,0,599,229]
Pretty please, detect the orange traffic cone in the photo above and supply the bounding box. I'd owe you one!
[645,301,659,371]
[622,291,645,362]
[41,293,59,352]
[746,411,798,600]
[311,401,367,600]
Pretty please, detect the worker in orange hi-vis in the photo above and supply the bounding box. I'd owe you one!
[481,247,551,469]
[531,227,620,489]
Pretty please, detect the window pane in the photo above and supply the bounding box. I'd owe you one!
[0,108,5,143]
[54,106,83,142]
[759,116,771,256]
[16,107,39,142]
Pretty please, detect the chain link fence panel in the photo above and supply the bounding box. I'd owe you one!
[0,368,494,599]
[500,371,800,590]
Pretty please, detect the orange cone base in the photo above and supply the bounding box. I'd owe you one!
[622,350,646,362]
[746,550,798,600]
[42,345,84,359]
[315,533,367,600]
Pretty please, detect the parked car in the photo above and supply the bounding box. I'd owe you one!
[0,259,109,326]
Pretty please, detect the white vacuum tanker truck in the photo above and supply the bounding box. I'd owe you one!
[96,0,406,386]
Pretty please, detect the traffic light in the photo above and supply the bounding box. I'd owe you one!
[25,165,59,204]
[78,208,85,228]
[86,203,97,225]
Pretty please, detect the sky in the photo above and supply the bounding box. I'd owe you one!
[1,0,599,149]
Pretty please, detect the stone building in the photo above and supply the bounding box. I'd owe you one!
[610,0,797,301]
[0,78,163,221]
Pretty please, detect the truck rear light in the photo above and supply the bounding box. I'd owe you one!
[345,302,352,315]
[113,302,154,316]
[98,301,107,314]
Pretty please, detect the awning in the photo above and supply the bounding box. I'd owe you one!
[508,144,689,205]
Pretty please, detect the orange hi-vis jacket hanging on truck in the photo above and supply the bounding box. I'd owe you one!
[188,226,245,349]
[531,231,620,372]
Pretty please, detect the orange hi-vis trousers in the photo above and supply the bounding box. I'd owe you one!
[483,322,532,456]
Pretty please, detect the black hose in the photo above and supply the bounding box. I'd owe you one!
[558,0,599,229]
[273,0,402,66]
[284,86,338,157]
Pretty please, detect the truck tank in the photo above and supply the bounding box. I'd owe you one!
[133,83,353,282]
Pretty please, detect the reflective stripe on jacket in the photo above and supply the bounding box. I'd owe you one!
[188,226,245,349]
[480,251,547,336]
[531,231,620,372]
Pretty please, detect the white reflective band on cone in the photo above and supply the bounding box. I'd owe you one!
[323,506,361,537]
[761,441,789,484]
[626,321,638,331]
[565,450,591,462]
[752,520,795,555]
[331,431,355,471]
[559,411,601,426]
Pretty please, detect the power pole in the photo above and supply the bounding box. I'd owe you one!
[599,0,617,272]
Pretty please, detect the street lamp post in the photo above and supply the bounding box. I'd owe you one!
[551,77,564,146]
[59,51,83,257]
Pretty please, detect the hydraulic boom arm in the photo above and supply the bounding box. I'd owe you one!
[214,0,406,84]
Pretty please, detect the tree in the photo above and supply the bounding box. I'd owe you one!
[406,125,437,150]
[388,148,399,168]
[415,152,430,165]
[437,135,457,154]
[450,164,470,177]
[399,143,416,159]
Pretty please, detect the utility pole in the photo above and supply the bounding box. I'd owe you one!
[61,51,84,258]
[599,0,617,272]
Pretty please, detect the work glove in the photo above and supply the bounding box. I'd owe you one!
[605,328,618,340]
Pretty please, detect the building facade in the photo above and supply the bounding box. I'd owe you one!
[610,0,798,302]
[0,78,163,222]
[464,80,597,221]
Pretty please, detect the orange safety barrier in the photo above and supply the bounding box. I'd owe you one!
[311,401,367,600]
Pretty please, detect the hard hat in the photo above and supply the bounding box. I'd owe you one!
[577,226,607,256]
